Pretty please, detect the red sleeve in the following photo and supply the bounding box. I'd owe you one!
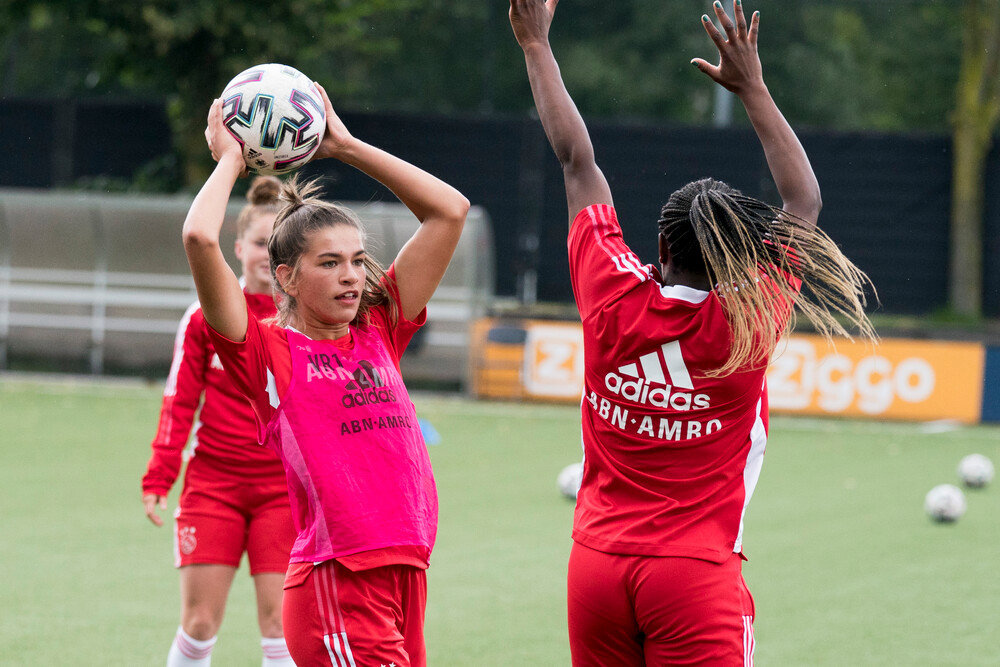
[205,306,281,441]
[567,205,653,321]
[761,243,804,333]
[141,304,208,496]
[369,263,426,363]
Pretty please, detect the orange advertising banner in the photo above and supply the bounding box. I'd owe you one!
[472,319,987,422]
[766,335,986,423]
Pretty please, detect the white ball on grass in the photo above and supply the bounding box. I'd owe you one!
[957,453,994,489]
[557,462,583,500]
[924,484,966,523]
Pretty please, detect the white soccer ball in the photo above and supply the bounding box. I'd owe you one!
[557,462,584,500]
[924,484,966,523]
[957,453,995,489]
[220,63,326,175]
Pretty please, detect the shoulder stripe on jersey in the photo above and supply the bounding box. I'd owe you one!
[163,301,201,398]
[586,205,651,283]
[621,251,652,281]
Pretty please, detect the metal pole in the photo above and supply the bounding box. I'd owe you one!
[0,199,10,370]
[89,202,107,375]
[707,1,734,128]
[713,85,734,128]
[516,119,546,306]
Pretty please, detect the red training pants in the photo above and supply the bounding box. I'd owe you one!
[568,542,755,666]
[282,560,427,667]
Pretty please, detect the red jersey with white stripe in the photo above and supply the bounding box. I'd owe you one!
[142,291,283,497]
[207,266,430,572]
[568,204,797,563]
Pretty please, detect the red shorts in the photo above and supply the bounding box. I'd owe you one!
[282,560,427,667]
[567,542,755,666]
[173,455,294,574]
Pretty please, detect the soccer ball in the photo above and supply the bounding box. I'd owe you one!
[557,462,583,500]
[220,63,326,175]
[957,453,994,489]
[923,484,966,523]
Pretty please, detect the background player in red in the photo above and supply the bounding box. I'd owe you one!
[142,176,295,667]
[510,1,876,664]
[183,82,469,667]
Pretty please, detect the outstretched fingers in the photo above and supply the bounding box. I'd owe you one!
[511,0,558,13]
[700,13,726,51]
[690,58,721,81]
[734,0,748,38]
[748,10,760,44]
[712,0,738,42]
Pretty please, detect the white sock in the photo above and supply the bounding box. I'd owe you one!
[167,627,216,666]
[261,636,295,667]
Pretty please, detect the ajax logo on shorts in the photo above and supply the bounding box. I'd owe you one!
[178,526,197,555]
[605,341,711,411]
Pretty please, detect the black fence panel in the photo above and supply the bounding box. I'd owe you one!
[529,124,953,314]
[0,100,56,187]
[0,98,991,315]
[797,130,952,315]
[72,100,172,179]
[299,111,529,297]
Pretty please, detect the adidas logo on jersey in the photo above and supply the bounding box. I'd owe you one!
[341,360,398,408]
[604,341,711,410]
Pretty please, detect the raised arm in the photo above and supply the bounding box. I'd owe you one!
[181,100,248,341]
[692,1,821,229]
[312,85,469,323]
[510,0,612,227]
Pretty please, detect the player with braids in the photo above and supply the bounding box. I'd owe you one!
[143,176,296,667]
[510,1,874,664]
[184,82,469,667]
[658,178,874,378]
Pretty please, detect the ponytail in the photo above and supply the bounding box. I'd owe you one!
[659,178,876,377]
[235,175,283,238]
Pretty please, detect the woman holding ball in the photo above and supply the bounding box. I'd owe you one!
[143,176,295,667]
[184,82,468,667]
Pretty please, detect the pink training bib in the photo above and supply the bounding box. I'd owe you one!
[263,326,437,564]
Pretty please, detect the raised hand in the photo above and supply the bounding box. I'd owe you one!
[312,83,356,161]
[510,0,558,50]
[204,98,245,172]
[691,0,763,97]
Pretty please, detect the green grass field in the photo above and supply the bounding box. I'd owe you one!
[2,376,999,665]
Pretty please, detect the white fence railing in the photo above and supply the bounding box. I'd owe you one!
[0,189,494,384]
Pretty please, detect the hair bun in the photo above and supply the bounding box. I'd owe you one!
[246,176,282,206]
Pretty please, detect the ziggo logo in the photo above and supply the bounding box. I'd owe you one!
[768,339,936,415]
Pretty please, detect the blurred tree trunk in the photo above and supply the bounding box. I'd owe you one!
[949,0,1000,317]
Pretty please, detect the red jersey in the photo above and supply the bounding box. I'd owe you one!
[142,291,284,497]
[206,266,429,572]
[568,204,796,563]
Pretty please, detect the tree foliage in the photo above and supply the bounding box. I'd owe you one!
[949,0,1000,317]
[0,0,415,181]
[1,1,966,137]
